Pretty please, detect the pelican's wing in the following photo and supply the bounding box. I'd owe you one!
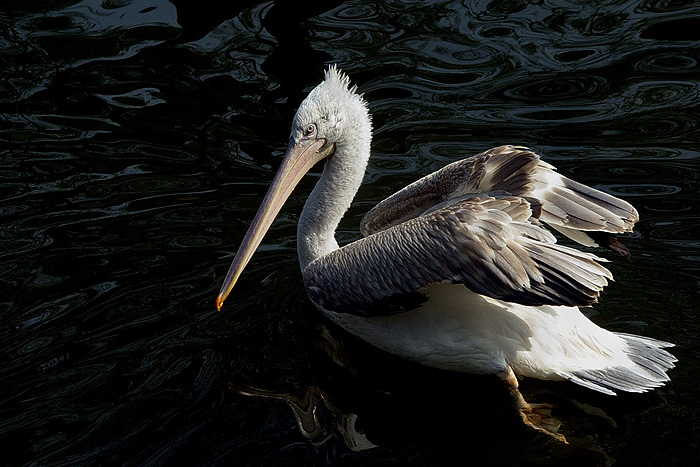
[360,146,639,253]
[304,196,613,317]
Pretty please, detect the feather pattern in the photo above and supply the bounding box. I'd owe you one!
[360,146,639,252]
[305,196,613,316]
[558,333,676,395]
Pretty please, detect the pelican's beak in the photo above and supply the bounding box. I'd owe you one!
[216,138,335,310]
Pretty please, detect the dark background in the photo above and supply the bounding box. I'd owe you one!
[1,0,699,465]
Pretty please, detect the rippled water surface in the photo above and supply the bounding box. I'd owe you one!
[2,1,700,465]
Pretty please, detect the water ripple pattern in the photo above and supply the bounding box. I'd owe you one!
[1,0,699,466]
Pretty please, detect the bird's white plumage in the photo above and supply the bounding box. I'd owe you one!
[324,283,622,376]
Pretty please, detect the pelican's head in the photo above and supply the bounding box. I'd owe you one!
[289,65,372,154]
[216,66,370,310]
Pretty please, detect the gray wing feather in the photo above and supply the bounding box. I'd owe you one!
[360,146,639,250]
[305,196,612,316]
[360,145,540,235]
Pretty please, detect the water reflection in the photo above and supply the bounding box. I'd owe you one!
[1,0,699,465]
[224,319,642,465]
[230,381,377,451]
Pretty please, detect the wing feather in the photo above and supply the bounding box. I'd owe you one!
[360,145,639,253]
[305,196,612,316]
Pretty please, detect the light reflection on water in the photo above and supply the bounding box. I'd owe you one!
[1,0,699,465]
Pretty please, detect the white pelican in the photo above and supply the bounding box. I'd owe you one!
[216,66,676,442]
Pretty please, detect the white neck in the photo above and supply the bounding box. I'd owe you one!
[297,135,371,270]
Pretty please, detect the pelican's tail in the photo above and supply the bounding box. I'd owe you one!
[558,333,676,396]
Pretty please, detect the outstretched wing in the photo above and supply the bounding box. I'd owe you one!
[360,146,639,253]
[304,196,613,317]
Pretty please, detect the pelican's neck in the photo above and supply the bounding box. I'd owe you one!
[297,135,371,270]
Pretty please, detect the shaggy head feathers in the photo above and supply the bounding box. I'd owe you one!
[291,65,372,149]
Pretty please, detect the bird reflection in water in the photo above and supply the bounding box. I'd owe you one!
[228,381,376,451]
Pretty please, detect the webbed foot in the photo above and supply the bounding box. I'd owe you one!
[518,401,567,443]
[498,366,568,443]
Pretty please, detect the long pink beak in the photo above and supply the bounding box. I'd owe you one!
[216,138,334,310]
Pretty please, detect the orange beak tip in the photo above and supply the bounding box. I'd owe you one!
[215,295,224,311]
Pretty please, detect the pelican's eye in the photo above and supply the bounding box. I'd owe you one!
[304,123,317,137]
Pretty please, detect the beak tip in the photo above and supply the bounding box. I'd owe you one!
[215,294,225,311]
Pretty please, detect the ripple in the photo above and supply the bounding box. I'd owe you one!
[96,87,166,108]
[183,1,272,61]
[621,80,700,110]
[0,225,49,261]
[332,3,378,20]
[168,233,223,249]
[503,75,607,101]
[644,217,700,242]
[643,199,697,213]
[637,0,700,13]
[113,173,204,196]
[504,106,604,123]
[21,10,99,36]
[21,0,179,36]
[612,183,683,197]
[553,49,597,63]
[18,336,55,355]
[635,51,699,73]
[37,351,73,372]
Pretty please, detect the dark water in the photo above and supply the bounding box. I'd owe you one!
[2,0,700,465]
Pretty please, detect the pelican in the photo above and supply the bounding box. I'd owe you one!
[216,66,676,441]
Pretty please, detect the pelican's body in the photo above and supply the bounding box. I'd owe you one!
[217,67,675,440]
[325,282,667,391]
